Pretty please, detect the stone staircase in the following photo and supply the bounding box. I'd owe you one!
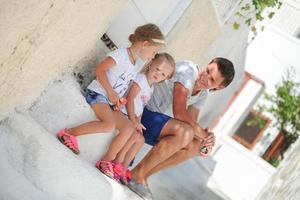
[0,74,141,200]
[0,74,224,200]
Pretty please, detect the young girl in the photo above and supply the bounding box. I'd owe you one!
[102,53,175,184]
[57,24,165,165]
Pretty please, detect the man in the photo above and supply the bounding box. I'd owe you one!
[128,58,235,199]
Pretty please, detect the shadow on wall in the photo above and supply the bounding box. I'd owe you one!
[72,39,108,94]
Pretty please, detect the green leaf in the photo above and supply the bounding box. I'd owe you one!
[245,18,252,26]
[268,12,275,19]
[251,26,257,34]
[256,13,264,21]
[233,22,240,30]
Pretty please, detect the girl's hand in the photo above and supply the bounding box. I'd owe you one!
[108,90,119,105]
[113,97,127,111]
[134,122,146,134]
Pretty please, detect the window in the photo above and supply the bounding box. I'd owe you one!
[101,0,192,51]
[232,110,271,150]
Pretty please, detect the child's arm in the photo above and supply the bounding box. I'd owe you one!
[126,82,145,133]
[95,57,119,104]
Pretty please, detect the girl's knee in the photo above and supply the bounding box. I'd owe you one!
[130,132,145,144]
[103,120,116,132]
[120,124,135,135]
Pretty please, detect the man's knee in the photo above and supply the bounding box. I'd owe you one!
[175,124,194,147]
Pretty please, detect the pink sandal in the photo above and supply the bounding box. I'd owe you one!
[57,129,80,154]
[113,163,131,185]
[96,160,115,179]
[113,163,124,182]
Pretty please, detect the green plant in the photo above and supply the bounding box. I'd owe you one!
[259,67,300,155]
[246,113,266,129]
[268,157,280,167]
[233,0,282,38]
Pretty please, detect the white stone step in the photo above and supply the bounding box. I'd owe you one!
[1,74,223,200]
[0,112,140,200]
[27,74,115,164]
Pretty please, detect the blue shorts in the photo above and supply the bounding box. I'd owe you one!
[141,107,171,146]
[85,89,109,105]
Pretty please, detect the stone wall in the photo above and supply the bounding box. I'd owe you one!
[164,0,221,62]
[0,0,127,120]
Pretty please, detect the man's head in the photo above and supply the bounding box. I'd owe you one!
[196,57,235,91]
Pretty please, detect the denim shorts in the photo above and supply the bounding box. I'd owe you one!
[85,89,109,105]
[141,107,171,146]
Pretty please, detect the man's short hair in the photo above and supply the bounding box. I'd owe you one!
[210,57,235,87]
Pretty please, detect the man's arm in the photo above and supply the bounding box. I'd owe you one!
[172,82,207,140]
[188,105,216,156]
[187,106,200,122]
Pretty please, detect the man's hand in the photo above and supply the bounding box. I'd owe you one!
[203,128,215,148]
[193,125,209,141]
[199,129,216,157]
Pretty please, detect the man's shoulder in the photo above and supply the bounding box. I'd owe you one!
[173,60,198,84]
[175,60,197,69]
[175,60,198,75]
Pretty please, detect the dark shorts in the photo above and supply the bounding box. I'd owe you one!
[141,107,171,146]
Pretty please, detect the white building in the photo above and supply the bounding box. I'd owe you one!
[201,0,300,199]
[3,0,299,199]
[0,1,247,200]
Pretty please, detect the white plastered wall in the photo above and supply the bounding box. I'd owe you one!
[0,0,127,120]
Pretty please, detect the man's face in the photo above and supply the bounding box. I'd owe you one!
[196,62,225,90]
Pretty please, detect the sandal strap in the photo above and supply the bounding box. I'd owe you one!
[96,160,114,177]
[126,168,132,181]
[113,163,124,175]
[57,129,79,152]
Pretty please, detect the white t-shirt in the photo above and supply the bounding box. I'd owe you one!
[121,74,153,117]
[147,60,209,114]
[87,48,143,104]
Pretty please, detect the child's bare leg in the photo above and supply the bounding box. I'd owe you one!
[123,133,145,169]
[67,103,115,136]
[113,131,139,163]
[101,111,134,161]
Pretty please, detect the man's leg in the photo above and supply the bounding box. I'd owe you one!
[131,118,194,185]
[145,138,204,178]
[144,132,216,178]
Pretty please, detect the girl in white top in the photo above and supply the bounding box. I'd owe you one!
[57,24,165,177]
[111,53,175,184]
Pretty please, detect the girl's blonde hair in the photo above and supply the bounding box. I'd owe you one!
[129,23,165,45]
[141,53,175,81]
